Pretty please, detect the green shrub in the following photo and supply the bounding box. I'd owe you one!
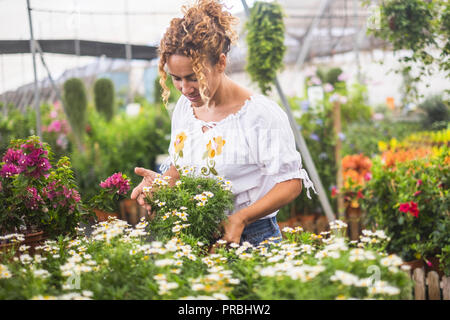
[362,151,450,270]
[418,95,450,130]
[93,78,115,122]
[62,78,87,145]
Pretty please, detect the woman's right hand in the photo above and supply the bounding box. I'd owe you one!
[130,167,157,214]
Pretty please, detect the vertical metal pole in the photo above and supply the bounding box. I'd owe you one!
[333,101,344,218]
[26,0,42,138]
[241,0,336,222]
[353,0,361,83]
[1,54,7,117]
[124,0,133,104]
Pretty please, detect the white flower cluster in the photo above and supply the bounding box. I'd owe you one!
[0,264,12,279]
[59,250,98,278]
[349,248,376,262]
[32,290,94,300]
[281,226,304,234]
[329,219,348,230]
[330,270,400,295]
[91,217,131,242]
[0,233,25,243]
[259,262,325,282]
[162,207,189,222]
[194,191,214,207]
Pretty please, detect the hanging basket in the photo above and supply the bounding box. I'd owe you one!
[0,230,48,257]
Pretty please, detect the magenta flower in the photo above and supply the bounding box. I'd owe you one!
[24,187,43,210]
[15,142,52,179]
[100,172,131,195]
[2,148,23,164]
[47,120,62,133]
[0,163,21,178]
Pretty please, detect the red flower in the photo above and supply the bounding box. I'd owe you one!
[409,201,419,218]
[413,191,422,197]
[399,202,410,213]
[331,186,338,197]
[416,179,423,186]
[398,201,419,218]
[357,190,364,199]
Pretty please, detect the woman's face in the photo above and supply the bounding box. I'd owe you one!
[166,54,223,107]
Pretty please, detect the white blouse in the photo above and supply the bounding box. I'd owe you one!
[161,94,316,220]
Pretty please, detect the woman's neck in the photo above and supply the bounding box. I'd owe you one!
[207,75,235,109]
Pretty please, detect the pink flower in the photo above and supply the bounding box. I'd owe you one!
[413,191,422,197]
[47,120,62,133]
[324,83,334,93]
[99,172,131,195]
[364,172,372,181]
[416,179,423,186]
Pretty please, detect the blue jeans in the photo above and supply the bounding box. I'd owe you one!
[240,216,282,247]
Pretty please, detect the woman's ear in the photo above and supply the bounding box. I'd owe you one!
[216,53,227,73]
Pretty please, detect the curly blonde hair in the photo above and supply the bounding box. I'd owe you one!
[158,0,238,106]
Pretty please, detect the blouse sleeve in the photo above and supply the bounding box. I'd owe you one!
[160,96,188,174]
[247,97,317,199]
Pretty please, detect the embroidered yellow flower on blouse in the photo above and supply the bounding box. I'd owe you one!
[174,132,187,156]
[206,136,226,158]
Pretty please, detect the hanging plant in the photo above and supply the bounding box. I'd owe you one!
[365,0,449,100]
[245,1,286,95]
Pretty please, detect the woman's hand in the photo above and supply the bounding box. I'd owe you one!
[130,167,157,214]
[221,211,247,244]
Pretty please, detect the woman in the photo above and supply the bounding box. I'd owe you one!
[131,0,316,246]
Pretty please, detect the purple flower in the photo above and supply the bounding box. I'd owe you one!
[24,187,43,210]
[0,163,21,178]
[100,172,131,195]
[301,100,310,112]
[2,148,23,164]
[310,133,320,141]
[324,83,334,93]
[16,142,52,178]
[338,132,346,141]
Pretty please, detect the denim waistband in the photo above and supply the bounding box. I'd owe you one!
[240,216,281,246]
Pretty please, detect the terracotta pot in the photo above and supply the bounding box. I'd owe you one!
[119,199,146,226]
[93,209,119,222]
[298,214,317,232]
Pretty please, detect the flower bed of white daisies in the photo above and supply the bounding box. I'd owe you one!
[0,217,413,300]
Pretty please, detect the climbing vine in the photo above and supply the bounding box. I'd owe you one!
[245,1,286,95]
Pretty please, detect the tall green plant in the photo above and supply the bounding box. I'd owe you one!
[62,78,87,150]
[245,1,286,94]
[93,78,115,122]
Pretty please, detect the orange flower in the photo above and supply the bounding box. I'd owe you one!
[174,132,187,154]
[206,136,226,158]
